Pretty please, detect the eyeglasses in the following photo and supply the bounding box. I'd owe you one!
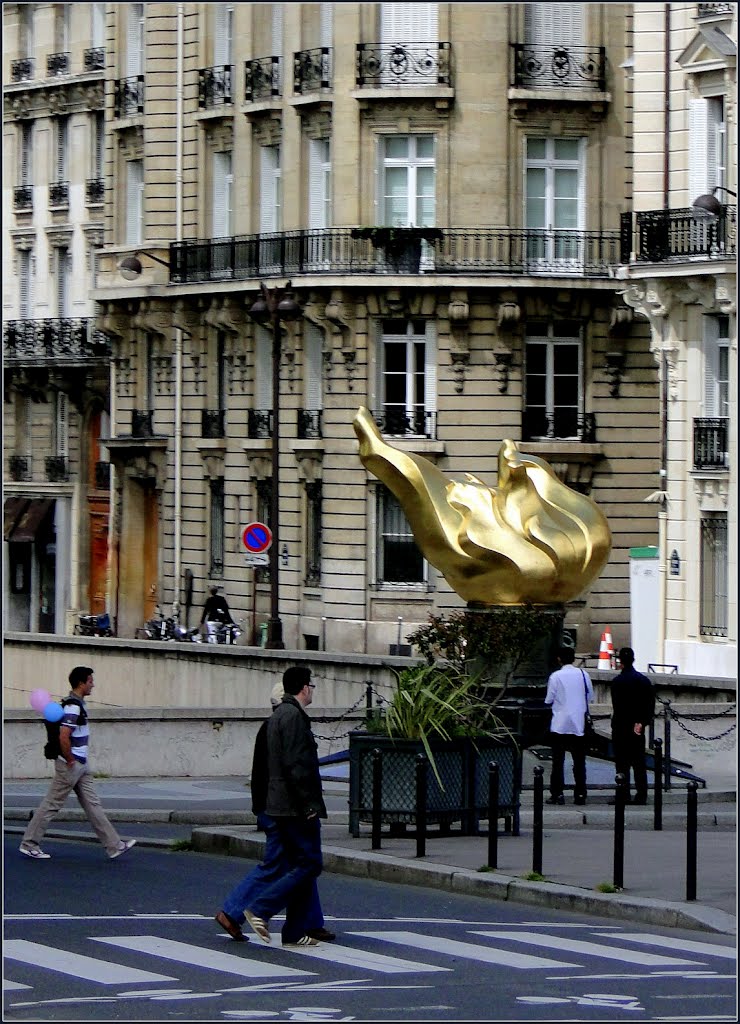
[307,683,316,689]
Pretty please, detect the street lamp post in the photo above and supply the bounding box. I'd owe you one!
[248,281,302,649]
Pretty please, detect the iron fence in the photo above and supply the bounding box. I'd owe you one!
[49,181,69,206]
[84,47,105,72]
[248,409,273,439]
[297,409,323,439]
[201,409,226,438]
[86,178,104,205]
[511,43,606,90]
[3,319,110,363]
[9,456,30,482]
[11,58,34,82]
[198,65,233,108]
[293,47,332,93]
[356,41,451,87]
[131,409,154,438]
[372,408,437,439]
[45,456,68,482]
[13,186,33,211]
[623,206,737,262]
[694,417,729,470]
[47,51,70,76]
[114,75,145,117]
[244,56,281,101]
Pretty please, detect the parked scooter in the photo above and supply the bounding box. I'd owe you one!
[141,607,203,642]
[204,620,243,645]
[74,612,113,637]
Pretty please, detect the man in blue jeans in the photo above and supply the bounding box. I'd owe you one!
[215,679,333,944]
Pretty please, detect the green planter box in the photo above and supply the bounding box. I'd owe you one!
[348,731,521,838]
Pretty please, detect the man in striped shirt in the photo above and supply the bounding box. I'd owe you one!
[19,666,136,860]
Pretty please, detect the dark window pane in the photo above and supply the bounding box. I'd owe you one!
[553,344,579,373]
[384,344,407,372]
[526,343,547,372]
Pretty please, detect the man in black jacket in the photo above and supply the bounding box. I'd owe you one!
[610,647,656,805]
[241,666,327,947]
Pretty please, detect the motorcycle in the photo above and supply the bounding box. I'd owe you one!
[141,607,203,642]
[74,612,113,637]
[204,620,242,645]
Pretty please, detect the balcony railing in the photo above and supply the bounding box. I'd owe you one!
[13,185,33,211]
[248,409,273,439]
[522,409,597,443]
[201,409,226,438]
[622,207,737,263]
[45,456,69,482]
[697,2,733,16]
[170,227,621,283]
[293,47,332,94]
[244,56,281,101]
[297,409,323,439]
[356,42,451,87]
[9,456,30,482]
[3,319,111,364]
[198,65,233,108]
[694,417,728,470]
[11,58,34,82]
[94,461,111,488]
[84,47,105,71]
[114,75,144,117]
[86,177,104,205]
[47,51,70,76]
[373,408,437,439]
[49,181,69,207]
[511,44,606,91]
[131,410,154,437]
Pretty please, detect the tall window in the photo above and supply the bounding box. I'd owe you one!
[209,478,225,578]
[214,3,234,66]
[93,111,105,178]
[19,3,34,55]
[305,481,322,586]
[217,331,227,417]
[379,319,436,436]
[380,3,438,43]
[19,249,32,318]
[704,315,729,418]
[254,326,272,415]
[526,136,584,267]
[308,138,331,229]
[55,116,69,182]
[377,486,424,586]
[126,3,144,76]
[320,2,333,47]
[525,3,584,45]
[55,392,69,458]
[91,2,105,49]
[700,515,728,637]
[689,96,727,198]
[56,247,71,318]
[55,3,70,51]
[255,479,272,583]
[19,122,33,186]
[379,135,435,227]
[212,150,233,237]
[145,333,156,413]
[259,145,281,271]
[524,322,582,440]
[125,158,144,244]
[303,321,323,420]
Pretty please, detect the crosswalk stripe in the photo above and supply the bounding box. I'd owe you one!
[278,942,448,974]
[352,931,577,969]
[474,932,703,967]
[3,940,175,985]
[3,980,32,991]
[600,934,737,959]
[94,936,313,979]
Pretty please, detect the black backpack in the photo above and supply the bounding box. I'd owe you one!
[43,697,87,760]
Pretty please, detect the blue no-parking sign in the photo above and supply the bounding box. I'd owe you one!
[242,522,272,554]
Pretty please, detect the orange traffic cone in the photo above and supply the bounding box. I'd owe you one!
[597,630,612,670]
[604,628,615,668]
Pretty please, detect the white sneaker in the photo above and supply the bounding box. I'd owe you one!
[20,843,51,859]
[109,839,136,859]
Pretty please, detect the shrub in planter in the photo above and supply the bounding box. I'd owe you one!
[350,226,444,272]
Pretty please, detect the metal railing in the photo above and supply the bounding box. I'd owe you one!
[114,75,145,117]
[373,408,437,439]
[356,41,451,87]
[201,409,226,438]
[84,47,105,72]
[244,56,281,101]
[3,318,110,364]
[45,456,68,482]
[693,417,729,470]
[198,65,233,108]
[131,410,154,438]
[297,409,322,439]
[170,227,621,282]
[523,409,596,443]
[47,51,70,76]
[11,58,34,82]
[9,456,30,482]
[623,207,737,262]
[697,2,733,16]
[13,186,33,211]
[248,409,273,439]
[86,178,104,205]
[511,43,606,91]
[293,47,332,93]
[49,181,69,206]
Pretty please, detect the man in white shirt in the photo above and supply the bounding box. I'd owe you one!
[544,646,594,805]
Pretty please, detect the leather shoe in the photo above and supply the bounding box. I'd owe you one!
[307,927,336,941]
[574,796,587,805]
[215,910,247,942]
[545,795,565,805]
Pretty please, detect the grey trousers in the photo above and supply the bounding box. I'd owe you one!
[22,760,121,856]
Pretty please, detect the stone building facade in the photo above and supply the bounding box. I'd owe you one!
[5,3,675,663]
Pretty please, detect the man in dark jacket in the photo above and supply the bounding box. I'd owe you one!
[610,647,656,805]
[241,665,327,947]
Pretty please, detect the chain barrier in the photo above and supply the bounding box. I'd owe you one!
[312,683,391,744]
[655,694,737,742]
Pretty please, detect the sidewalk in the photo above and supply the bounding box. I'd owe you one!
[4,762,736,937]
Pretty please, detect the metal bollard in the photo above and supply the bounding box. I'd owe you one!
[653,738,663,831]
[365,682,373,725]
[663,703,672,791]
[613,772,627,889]
[371,748,382,850]
[532,765,544,875]
[487,761,499,870]
[415,754,427,858]
[686,781,698,901]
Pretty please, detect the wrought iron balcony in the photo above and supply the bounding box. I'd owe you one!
[694,417,728,470]
[522,409,597,443]
[248,409,273,439]
[131,409,154,437]
[373,408,436,439]
[11,58,34,82]
[356,42,451,88]
[114,75,145,117]
[511,44,606,91]
[47,51,70,76]
[49,181,69,207]
[198,65,233,108]
[3,318,111,365]
[297,409,322,439]
[170,226,621,283]
[622,207,737,263]
[86,177,104,205]
[697,2,733,16]
[244,56,281,102]
[9,456,30,482]
[293,47,332,94]
[13,185,33,211]
[94,460,111,488]
[45,456,69,482]
[84,47,105,71]
[201,409,226,438]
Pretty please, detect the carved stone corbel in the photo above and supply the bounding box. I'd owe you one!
[133,299,170,338]
[324,290,356,390]
[493,349,514,394]
[496,299,521,331]
[172,299,203,337]
[609,304,633,337]
[620,281,679,399]
[243,453,272,481]
[303,297,334,392]
[448,290,470,394]
[10,92,32,119]
[294,450,324,483]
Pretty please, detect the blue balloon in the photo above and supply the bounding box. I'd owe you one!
[43,701,64,723]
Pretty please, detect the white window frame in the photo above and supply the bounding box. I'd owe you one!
[700,514,728,637]
[19,3,34,55]
[56,247,71,318]
[55,392,69,458]
[259,145,282,273]
[214,3,234,67]
[378,319,436,437]
[55,115,69,182]
[524,3,584,46]
[689,95,727,199]
[56,3,71,51]
[18,248,33,319]
[525,136,585,272]
[524,324,583,440]
[212,150,233,238]
[303,321,323,412]
[91,2,106,49]
[126,3,144,77]
[254,326,272,411]
[19,122,33,185]
[125,159,144,245]
[377,134,436,228]
[703,315,730,419]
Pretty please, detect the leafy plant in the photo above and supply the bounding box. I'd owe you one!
[596,881,620,893]
[350,225,444,253]
[523,871,548,882]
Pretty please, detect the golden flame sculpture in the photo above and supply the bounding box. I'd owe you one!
[353,407,612,605]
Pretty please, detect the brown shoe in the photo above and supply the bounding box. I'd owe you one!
[215,910,247,942]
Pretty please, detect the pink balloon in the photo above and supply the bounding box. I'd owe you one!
[30,688,51,713]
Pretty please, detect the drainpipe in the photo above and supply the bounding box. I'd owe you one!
[663,4,670,208]
[106,353,118,631]
[173,4,184,610]
[657,344,669,665]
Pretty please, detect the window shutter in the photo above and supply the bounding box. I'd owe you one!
[304,323,323,410]
[272,2,283,56]
[127,4,144,76]
[21,123,33,184]
[260,147,279,233]
[525,3,583,45]
[703,317,719,416]
[92,2,105,49]
[126,160,143,244]
[320,3,333,48]
[56,248,70,318]
[308,139,329,229]
[689,98,710,200]
[707,98,724,193]
[212,151,232,237]
[94,112,104,176]
[56,393,69,457]
[424,322,437,413]
[381,3,437,42]
[214,4,233,66]
[255,327,272,409]
[56,117,68,181]
[19,251,31,318]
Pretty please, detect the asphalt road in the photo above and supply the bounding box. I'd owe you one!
[4,836,737,1022]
